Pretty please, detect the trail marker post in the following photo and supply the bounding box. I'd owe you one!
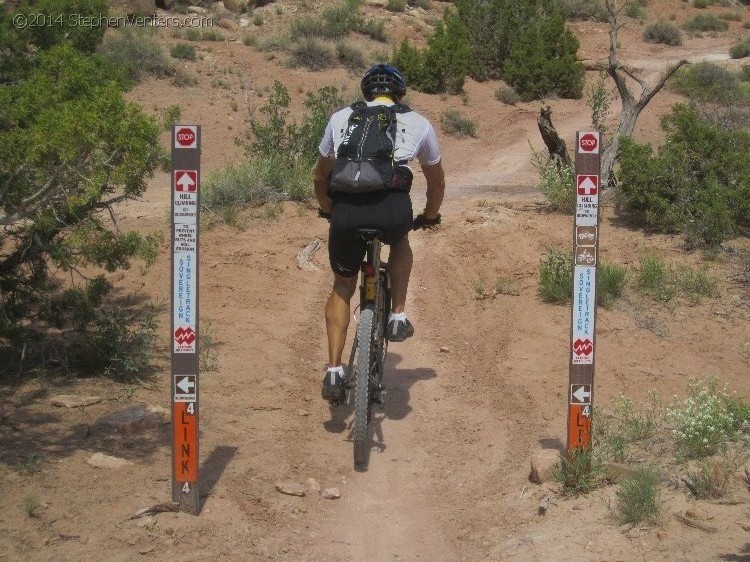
[567,131,601,456]
[171,125,201,514]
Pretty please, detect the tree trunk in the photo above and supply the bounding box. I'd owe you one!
[537,106,572,170]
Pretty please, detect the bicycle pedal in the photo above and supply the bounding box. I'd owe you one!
[374,389,387,407]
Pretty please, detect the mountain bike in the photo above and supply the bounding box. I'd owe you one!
[320,210,440,466]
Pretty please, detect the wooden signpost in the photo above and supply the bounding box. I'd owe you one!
[567,131,601,455]
[171,125,201,514]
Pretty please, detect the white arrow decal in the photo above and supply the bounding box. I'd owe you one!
[573,386,591,403]
[176,172,196,191]
[177,376,195,394]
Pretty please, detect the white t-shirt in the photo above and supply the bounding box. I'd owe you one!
[318,100,442,166]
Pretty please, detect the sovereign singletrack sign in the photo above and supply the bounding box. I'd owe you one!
[171,125,201,514]
[567,131,601,455]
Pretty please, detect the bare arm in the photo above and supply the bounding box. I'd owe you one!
[421,161,445,219]
[313,156,334,213]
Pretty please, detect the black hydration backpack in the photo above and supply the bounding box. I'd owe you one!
[328,101,413,195]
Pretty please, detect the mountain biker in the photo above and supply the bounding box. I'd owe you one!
[313,63,445,402]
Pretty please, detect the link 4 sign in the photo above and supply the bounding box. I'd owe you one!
[171,125,201,514]
[568,131,602,455]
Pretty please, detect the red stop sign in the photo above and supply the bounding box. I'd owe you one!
[579,132,598,153]
[176,127,196,148]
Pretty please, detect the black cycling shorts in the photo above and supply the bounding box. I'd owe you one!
[328,191,413,278]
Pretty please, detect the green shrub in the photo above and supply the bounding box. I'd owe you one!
[21,0,108,54]
[288,37,335,71]
[387,0,407,12]
[693,0,710,7]
[597,394,658,463]
[358,18,388,42]
[161,104,182,131]
[98,28,174,84]
[495,85,521,105]
[440,109,477,138]
[683,14,729,32]
[558,0,609,22]
[336,42,366,71]
[23,495,40,518]
[414,0,431,9]
[536,162,575,214]
[170,42,197,60]
[394,13,471,94]
[185,28,201,41]
[202,29,224,41]
[615,467,661,524]
[243,34,257,46]
[597,262,627,308]
[730,37,750,59]
[289,0,385,41]
[643,21,683,45]
[202,157,311,211]
[502,11,585,101]
[719,11,742,21]
[617,104,750,249]
[666,378,738,459]
[539,247,573,303]
[687,452,745,498]
[554,446,607,496]
[624,3,645,18]
[669,62,746,105]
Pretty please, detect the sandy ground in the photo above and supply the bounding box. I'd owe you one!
[2,1,750,560]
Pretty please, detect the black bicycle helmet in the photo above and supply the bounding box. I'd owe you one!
[360,64,407,102]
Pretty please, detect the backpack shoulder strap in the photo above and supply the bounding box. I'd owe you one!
[393,103,412,114]
[350,101,367,111]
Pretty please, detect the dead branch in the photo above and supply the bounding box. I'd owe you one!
[536,106,572,170]
[674,513,718,534]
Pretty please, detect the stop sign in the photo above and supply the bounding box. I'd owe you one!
[175,126,197,149]
[579,132,599,154]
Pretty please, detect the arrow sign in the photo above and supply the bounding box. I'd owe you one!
[577,175,598,196]
[175,170,197,192]
[177,376,195,394]
[571,384,592,404]
[174,375,196,402]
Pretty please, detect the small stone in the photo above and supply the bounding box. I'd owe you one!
[657,531,667,540]
[529,449,560,484]
[87,452,134,469]
[222,0,246,12]
[238,18,250,27]
[321,488,340,500]
[465,211,482,223]
[306,478,321,493]
[94,404,169,436]
[275,480,305,497]
[218,18,238,30]
[606,462,640,483]
[297,410,310,417]
[135,516,156,528]
[187,5,207,13]
[626,529,641,539]
[51,395,102,408]
[439,346,450,353]
[139,546,155,554]
[686,508,711,521]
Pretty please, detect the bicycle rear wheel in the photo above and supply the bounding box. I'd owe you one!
[353,307,375,465]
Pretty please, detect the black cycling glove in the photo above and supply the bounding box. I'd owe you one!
[412,212,441,230]
[318,209,332,220]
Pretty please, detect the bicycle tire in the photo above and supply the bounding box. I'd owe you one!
[353,306,375,465]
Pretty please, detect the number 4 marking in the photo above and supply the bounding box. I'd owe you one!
[582,405,591,417]
[182,482,190,493]
[187,402,195,414]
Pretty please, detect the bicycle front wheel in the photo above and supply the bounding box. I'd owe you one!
[353,307,375,466]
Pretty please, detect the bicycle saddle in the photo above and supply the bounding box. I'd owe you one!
[355,229,383,240]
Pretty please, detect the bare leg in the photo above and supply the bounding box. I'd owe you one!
[325,274,358,367]
[387,235,412,314]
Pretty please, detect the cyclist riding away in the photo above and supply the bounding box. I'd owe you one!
[313,63,446,402]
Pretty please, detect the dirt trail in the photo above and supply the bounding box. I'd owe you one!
[2,3,750,559]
